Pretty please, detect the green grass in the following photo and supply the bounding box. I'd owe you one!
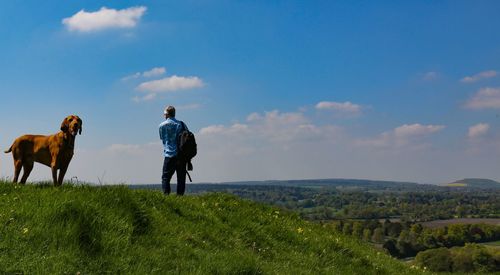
[483,240,500,249]
[0,181,422,274]
[485,240,500,246]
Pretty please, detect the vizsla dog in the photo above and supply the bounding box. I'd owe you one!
[4,115,82,186]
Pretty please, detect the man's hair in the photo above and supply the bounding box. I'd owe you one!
[165,106,176,117]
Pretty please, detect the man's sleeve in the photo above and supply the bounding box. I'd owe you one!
[159,125,163,140]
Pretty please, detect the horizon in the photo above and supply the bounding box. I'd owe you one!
[1,1,500,184]
[21,177,499,187]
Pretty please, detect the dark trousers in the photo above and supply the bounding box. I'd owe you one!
[162,156,187,195]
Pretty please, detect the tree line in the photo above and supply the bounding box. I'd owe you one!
[199,185,500,222]
[327,219,500,257]
[415,244,499,273]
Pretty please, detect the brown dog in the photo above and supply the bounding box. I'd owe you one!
[4,115,82,186]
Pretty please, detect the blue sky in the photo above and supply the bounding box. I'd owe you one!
[1,1,500,184]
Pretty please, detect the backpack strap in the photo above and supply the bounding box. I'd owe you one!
[179,120,192,182]
[180,121,187,132]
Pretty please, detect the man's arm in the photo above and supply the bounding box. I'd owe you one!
[159,125,163,140]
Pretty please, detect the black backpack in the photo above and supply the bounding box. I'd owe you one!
[178,122,197,180]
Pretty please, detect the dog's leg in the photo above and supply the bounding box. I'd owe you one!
[57,164,69,186]
[13,160,22,184]
[51,166,58,186]
[20,160,34,184]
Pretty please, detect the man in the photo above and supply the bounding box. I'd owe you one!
[159,106,188,195]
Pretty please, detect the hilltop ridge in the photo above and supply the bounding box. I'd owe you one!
[0,182,420,274]
[444,178,500,189]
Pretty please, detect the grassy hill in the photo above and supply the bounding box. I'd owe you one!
[0,181,421,274]
[444,178,500,189]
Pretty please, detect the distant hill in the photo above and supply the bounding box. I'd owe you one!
[130,178,436,192]
[206,178,422,188]
[444,178,500,189]
[0,181,418,274]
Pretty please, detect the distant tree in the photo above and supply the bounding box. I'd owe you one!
[417,244,499,273]
[383,219,392,234]
[302,199,315,208]
[383,239,399,257]
[447,224,468,246]
[386,222,403,238]
[352,222,364,238]
[455,205,466,218]
[372,228,384,243]
[432,227,447,245]
[396,230,416,257]
[323,207,335,219]
[342,222,352,235]
[466,243,497,272]
[450,246,474,272]
[419,229,438,250]
[364,220,381,231]
[468,224,484,242]
[415,248,452,272]
[362,229,372,242]
[329,221,342,232]
[410,224,423,235]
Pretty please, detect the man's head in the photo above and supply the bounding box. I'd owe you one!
[164,106,176,118]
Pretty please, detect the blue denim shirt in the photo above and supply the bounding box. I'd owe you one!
[159,117,187,158]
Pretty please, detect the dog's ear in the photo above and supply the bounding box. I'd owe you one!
[60,117,69,132]
[77,117,83,135]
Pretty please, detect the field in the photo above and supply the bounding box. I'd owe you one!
[0,181,420,274]
[444,183,467,187]
[485,240,500,246]
[483,240,500,249]
[421,218,500,228]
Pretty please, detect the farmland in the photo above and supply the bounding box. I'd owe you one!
[421,218,500,228]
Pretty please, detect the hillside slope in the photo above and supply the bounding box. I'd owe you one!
[0,182,420,274]
[445,178,500,189]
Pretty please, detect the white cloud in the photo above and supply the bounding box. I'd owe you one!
[132,93,156,102]
[137,75,204,93]
[200,110,340,144]
[465,87,500,109]
[143,67,166,78]
[122,72,141,81]
[177,103,202,110]
[246,112,262,122]
[62,6,147,32]
[4,106,498,185]
[199,123,249,136]
[357,123,445,148]
[460,70,497,83]
[107,142,158,155]
[423,71,439,81]
[122,67,166,81]
[199,114,445,157]
[130,72,204,102]
[192,109,346,181]
[468,123,489,139]
[247,110,308,124]
[393,124,444,138]
[199,125,226,135]
[316,101,362,114]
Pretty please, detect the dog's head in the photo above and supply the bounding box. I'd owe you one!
[60,115,83,136]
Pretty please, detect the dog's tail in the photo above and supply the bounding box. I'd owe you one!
[4,146,12,154]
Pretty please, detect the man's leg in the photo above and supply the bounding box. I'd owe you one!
[162,157,176,195]
[176,160,187,195]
